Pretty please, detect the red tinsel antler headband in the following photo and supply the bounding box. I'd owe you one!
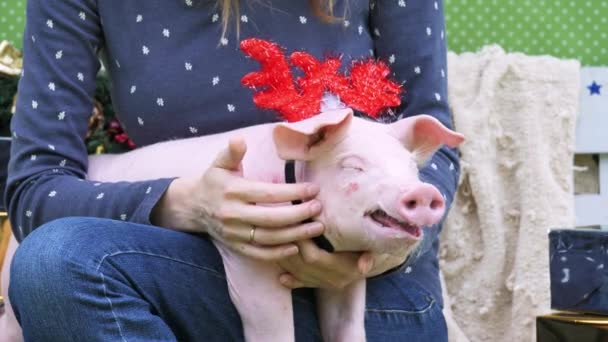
[240,38,403,122]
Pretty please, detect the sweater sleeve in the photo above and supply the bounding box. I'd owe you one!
[370,0,460,210]
[5,0,175,242]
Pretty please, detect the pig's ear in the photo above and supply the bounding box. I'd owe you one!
[272,109,353,161]
[390,114,465,165]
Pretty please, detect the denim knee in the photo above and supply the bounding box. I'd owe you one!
[9,217,122,320]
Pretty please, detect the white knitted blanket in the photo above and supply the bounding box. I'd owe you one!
[441,45,580,342]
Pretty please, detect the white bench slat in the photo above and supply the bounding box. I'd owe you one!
[574,67,608,229]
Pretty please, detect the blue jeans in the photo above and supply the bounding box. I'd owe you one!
[9,217,447,341]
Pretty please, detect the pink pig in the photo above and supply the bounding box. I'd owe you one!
[87,108,464,341]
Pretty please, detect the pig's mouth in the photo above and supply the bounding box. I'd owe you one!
[367,209,422,239]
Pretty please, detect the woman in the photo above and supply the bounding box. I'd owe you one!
[5,0,459,340]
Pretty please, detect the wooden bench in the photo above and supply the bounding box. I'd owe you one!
[574,67,608,230]
[0,213,9,309]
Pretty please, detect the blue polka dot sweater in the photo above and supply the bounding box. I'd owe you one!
[5,0,460,305]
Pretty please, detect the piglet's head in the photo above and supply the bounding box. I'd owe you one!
[273,109,464,257]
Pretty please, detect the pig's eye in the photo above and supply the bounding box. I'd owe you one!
[340,156,366,172]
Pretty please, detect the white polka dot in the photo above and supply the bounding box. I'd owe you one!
[55,50,63,59]
[79,11,86,20]
[157,98,164,107]
[48,82,56,91]
[136,14,143,22]
[388,54,396,64]
[31,100,38,109]
[96,193,104,199]
[434,1,438,10]
[185,62,193,71]
[220,37,228,46]
[358,25,364,35]
[185,0,193,6]
[46,19,53,28]
[398,0,406,7]
[343,20,350,28]
[426,27,432,36]
[189,126,198,134]
[48,190,57,197]
[163,28,170,37]
[414,66,421,74]
[299,16,307,24]
[435,93,441,101]
[212,13,219,22]
[146,186,152,194]
[137,117,144,125]
[374,28,381,37]
[58,111,65,120]
[212,76,220,86]
[241,15,248,23]
[59,159,67,167]
[431,163,438,170]
[405,266,412,274]
[227,104,236,112]
[130,85,137,94]
[120,214,127,220]
[77,72,84,82]
[25,210,32,217]
[142,45,150,55]
[449,162,455,171]
[48,144,55,151]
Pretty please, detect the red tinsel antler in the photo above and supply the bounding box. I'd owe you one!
[240,38,402,122]
[333,60,402,117]
[240,39,320,122]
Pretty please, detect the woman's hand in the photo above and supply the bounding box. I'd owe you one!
[151,138,325,261]
[277,240,375,289]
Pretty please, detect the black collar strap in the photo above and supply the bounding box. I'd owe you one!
[284,160,335,253]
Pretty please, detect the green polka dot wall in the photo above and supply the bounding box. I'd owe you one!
[0,0,25,46]
[445,0,608,66]
[0,0,606,66]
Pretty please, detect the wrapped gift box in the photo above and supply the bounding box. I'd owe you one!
[549,229,608,315]
[537,312,608,342]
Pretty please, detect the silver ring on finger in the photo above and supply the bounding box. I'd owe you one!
[249,226,257,244]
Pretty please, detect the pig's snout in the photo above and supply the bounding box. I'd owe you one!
[399,184,445,227]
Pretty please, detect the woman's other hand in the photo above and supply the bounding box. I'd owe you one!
[277,240,375,289]
[151,138,325,261]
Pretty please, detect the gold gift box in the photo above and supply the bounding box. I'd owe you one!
[0,40,22,76]
[537,312,608,342]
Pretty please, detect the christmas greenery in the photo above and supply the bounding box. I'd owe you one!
[0,75,19,138]
[86,75,136,154]
[0,74,135,154]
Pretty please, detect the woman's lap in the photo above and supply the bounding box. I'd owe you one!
[9,217,447,342]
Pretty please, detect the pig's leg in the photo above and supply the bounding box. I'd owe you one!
[213,242,295,342]
[316,280,367,342]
